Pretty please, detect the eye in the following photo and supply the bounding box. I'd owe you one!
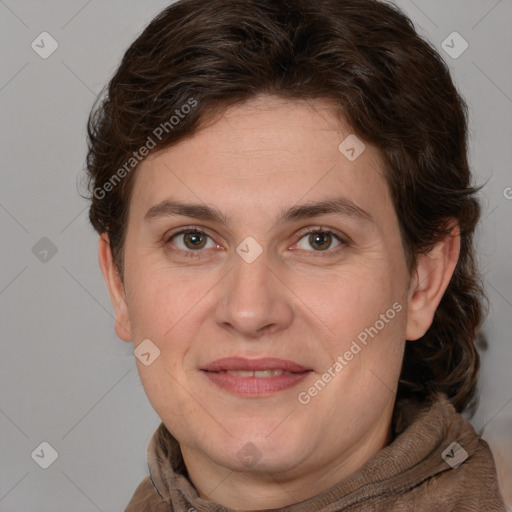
[294,228,345,253]
[166,228,219,254]
[164,226,347,258]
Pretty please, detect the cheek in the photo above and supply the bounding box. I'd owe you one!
[296,264,408,394]
[295,265,403,339]
[124,260,206,340]
[127,272,202,415]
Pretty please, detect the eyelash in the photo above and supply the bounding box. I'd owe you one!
[164,226,349,258]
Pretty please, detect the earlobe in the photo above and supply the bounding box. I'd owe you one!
[405,222,461,341]
[97,233,132,342]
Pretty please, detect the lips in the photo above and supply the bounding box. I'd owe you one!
[200,357,312,396]
[201,357,310,373]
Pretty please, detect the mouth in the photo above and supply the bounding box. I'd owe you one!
[216,369,296,377]
[200,357,313,396]
[201,356,311,373]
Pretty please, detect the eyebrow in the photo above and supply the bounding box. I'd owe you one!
[144,196,373,226]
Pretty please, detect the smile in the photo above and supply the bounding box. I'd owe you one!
[224,369,294,377]
[201,368,312,396]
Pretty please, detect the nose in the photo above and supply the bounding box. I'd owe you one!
[214,247,294,339]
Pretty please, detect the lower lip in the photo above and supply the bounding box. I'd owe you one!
[201,370,312,396]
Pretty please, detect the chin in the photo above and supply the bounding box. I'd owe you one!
[211,429,308,472]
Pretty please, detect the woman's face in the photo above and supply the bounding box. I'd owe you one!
[105,95,417,494]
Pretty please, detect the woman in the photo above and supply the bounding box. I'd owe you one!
[85,0,506,509]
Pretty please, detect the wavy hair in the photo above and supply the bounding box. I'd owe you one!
[85,0,487,414]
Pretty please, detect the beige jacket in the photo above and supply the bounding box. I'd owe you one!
[125,393,506,511]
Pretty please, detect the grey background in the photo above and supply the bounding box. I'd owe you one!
[1,1,511,510]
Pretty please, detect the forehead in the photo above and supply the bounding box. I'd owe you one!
[129,96,394,228]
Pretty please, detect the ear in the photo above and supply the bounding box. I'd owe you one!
[98,233,132,342]
[405,221,461,341]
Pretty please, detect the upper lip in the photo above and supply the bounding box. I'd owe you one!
[201,357,311,373]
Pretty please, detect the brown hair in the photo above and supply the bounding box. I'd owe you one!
[85,0,487,414]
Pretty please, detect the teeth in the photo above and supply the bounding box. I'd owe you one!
[227,370,257,377]
[226,369,293,377]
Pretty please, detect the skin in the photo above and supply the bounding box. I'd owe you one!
[99,95,460,509]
